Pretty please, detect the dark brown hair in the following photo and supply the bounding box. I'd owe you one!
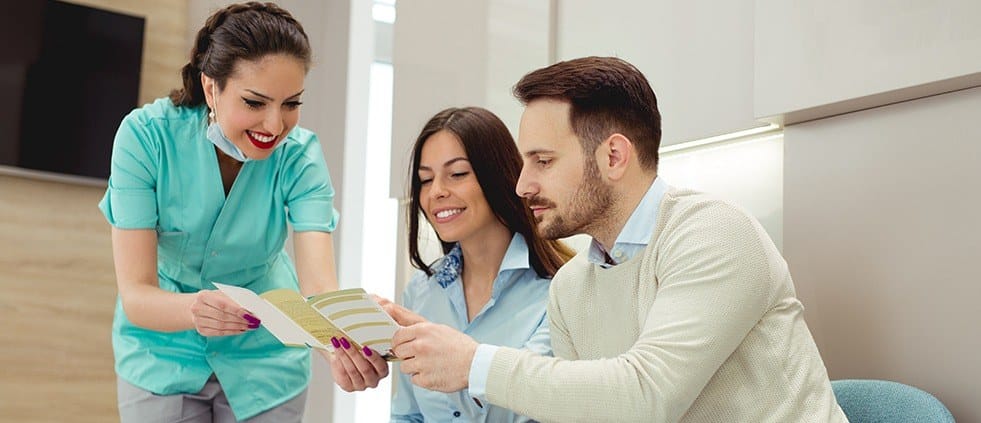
[513,56,662,170]
[407,107,575,278]
[169,2,311,107]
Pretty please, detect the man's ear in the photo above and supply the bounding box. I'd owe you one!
[597,133,633,181]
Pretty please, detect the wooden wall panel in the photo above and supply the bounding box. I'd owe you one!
[0,175,117,421]
[1,1,187,420]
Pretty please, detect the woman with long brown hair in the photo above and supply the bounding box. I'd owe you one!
[390,107,574,422]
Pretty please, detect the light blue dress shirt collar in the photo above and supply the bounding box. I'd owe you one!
[586,176,667,267]
[432,233,531,295]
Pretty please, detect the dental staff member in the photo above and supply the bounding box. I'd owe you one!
[99,2,386,421]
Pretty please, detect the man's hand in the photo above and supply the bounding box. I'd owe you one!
[391,322,478,392]
[321,337,390,392]
[371,295,427,326]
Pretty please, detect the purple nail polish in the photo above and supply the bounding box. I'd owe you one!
[362,346,372,357]
[331,337,341,348]
[340,337,351,349]
[243,314,260,325]
[248,322,260,329]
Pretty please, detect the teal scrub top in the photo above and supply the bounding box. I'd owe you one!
[98,98,339,420]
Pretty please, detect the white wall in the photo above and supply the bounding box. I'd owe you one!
[755,0,981,124]
[756,1,981,419]
[556,0,765,146]
[388,0,551,199]
[659,133,783,250]
[784,86,981,422]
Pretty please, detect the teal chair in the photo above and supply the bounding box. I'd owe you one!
[831,379,955,423]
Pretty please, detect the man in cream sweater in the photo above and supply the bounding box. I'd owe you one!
[390,56,848,422]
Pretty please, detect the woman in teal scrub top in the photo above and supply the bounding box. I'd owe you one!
[99,3,386,422]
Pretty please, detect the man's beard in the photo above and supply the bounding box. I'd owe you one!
[530,158,613,240]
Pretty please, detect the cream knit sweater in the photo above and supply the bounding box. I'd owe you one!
[485,189,848,422]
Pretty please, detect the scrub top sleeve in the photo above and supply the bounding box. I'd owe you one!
[284,133,339,233]
[98,111,159,229]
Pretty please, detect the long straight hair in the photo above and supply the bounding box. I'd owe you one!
[407,107,575,278]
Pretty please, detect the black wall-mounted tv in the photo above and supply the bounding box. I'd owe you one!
[1,0,144,181]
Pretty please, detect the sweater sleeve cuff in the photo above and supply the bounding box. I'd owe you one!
[468,344,498,407]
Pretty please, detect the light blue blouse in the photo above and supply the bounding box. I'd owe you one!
[98,98,339,420]
[391,233,552,423]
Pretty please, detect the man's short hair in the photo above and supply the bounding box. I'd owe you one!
[513,56,662,170]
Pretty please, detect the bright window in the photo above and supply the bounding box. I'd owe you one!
[350,2,398,422]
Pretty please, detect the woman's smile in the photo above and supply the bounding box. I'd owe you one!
[246,130,277,149]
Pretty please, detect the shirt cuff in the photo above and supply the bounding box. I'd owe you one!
[468,344,499,407]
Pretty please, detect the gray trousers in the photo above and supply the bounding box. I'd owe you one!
[117,375,307,423]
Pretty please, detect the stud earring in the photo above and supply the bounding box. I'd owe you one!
[209,110,215,121]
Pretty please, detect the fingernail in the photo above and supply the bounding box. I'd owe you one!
[362,346,372,357]
[340,337,351,349]
[331,337,341,348]
[243,314,260,325]
[248,322,260,329]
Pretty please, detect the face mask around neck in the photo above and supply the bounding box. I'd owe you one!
[207,120,249,162]
[206,84,249,162]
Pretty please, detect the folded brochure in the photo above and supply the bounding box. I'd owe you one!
[213,283,399,360]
